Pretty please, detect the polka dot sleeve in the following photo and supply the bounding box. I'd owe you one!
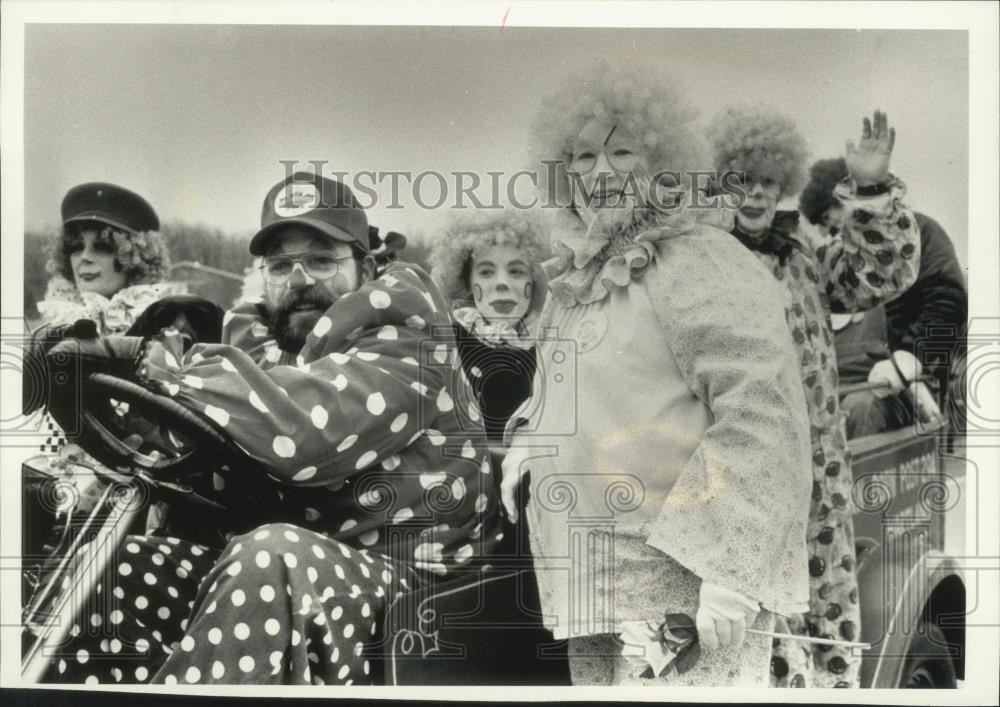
[814,175,921,314]
[139,264,453,486]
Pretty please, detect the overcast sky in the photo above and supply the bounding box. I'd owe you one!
[24,25,968,267]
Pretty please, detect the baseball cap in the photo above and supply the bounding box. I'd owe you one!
[61,182,160,234]
[250,172,369,256]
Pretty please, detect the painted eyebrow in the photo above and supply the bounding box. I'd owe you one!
[507,260,530,269]
[603,124,618,146]
[474,260,496,268]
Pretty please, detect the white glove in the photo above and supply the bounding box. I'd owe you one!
[696,582,760,650]
[500,447,531,524]
[868,350,922,398]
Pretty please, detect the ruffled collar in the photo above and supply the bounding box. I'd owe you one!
[37,277,175,334]
[731,210,805,266]
[453,306,534,350]
[544,200,735,308]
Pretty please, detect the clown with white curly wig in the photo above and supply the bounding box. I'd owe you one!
[499,64,814,687]
[707,106,922,688]
[430,208,550,442]
[38,182,173,335]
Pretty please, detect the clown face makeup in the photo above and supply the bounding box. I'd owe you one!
[469,244,533,324]
[68,227,128,298]
[569,120,650,215]
[735,178,781,237]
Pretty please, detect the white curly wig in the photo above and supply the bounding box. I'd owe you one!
[708,104,810,196]
[529,62,706,207]
[429,208,551,316]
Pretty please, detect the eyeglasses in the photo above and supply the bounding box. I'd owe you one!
[260,250,356,284]
[569,146,641,176]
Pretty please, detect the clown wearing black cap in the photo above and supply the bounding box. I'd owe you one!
[707,108,922,688]
[43,171,502,686]
[38,182,173,334]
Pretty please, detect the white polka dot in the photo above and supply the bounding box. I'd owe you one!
[283,553,298,569]
[135,638,150,654]
[292,466,317,482]
[359,529,379,546]
[231,589,246,606]
[273,436,296,458]
[312,316,332,338]
[265,346,282,363]
[135,595,149,610]
[310,405,329,429]
[436,388,454,412]
[208,627,223,645]
[433,344,449,365]
[118,562,132,576]
[405,314,425,329]
[220,356,237,372]
[356,351,380,362]
[234,622,250,640]
[476,492,489,513]
[451,477,467,500]
[337,434,358,452]
[182,374,204,390]
[239,656,255,673]
[461,440,476,458]
[259,584,276,602]
[304,507,321,521]
[126,542,140,554]
[144,572,157,585]
[401,356,419,366]
[355,450,378,469]
[211,661,225,679]
[227,561,243,577]
[291,629,301,646]
[340,518,358,532]
[390,413,408,433]
[361,602,372,618]
[332,373,348,391]
[113,586,125,599]
[469,402,481,422]
[369,290,391,309]
[338,664,351,679]
[410,381,429,396]
[205,600,217,614]
[157,606,171,620]
[392,507,414,524]
[420,471,447,488]
[76,648,89,664]
[90,612,102,627]
[381,455,401,471]
[165,382,180,397]
[306,566,319,583]
[260,617,281,636]
[181,635,196,652]
[249,390,269,413]
[85,675,98,685]
[426,428,445,446]
[366,392,386,416]
[377,325,398,340]
[204,404,230,427]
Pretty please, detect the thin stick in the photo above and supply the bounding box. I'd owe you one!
[747,628,870,649]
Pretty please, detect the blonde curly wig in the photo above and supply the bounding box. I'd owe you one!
[47,223,171,287]
[529,62,706,207]
[707,104,810,196]
[429,208,551,315]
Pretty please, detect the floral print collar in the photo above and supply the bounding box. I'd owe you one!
[544,198,735,308]
[452,306,534,350]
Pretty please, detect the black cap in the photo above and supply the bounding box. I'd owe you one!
[61,182,160,234]
[250,172,369,256]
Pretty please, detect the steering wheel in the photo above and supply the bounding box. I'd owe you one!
[73,372,238,479]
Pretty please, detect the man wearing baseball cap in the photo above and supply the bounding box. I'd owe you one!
[44,171,502,685]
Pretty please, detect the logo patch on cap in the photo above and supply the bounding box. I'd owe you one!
[274,183,319,217]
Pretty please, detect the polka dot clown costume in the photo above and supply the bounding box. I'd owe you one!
[44,178,502,685]
[707,106,921,688]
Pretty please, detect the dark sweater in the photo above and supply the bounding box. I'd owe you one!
[453,323,537,443]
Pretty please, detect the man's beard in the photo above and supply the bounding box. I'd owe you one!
[266,287,336,352]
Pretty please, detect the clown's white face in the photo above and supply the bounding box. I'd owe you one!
[69,228,128,298]
[469,244,533,324]
[569,120,650,214]
[735,178,781,236]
